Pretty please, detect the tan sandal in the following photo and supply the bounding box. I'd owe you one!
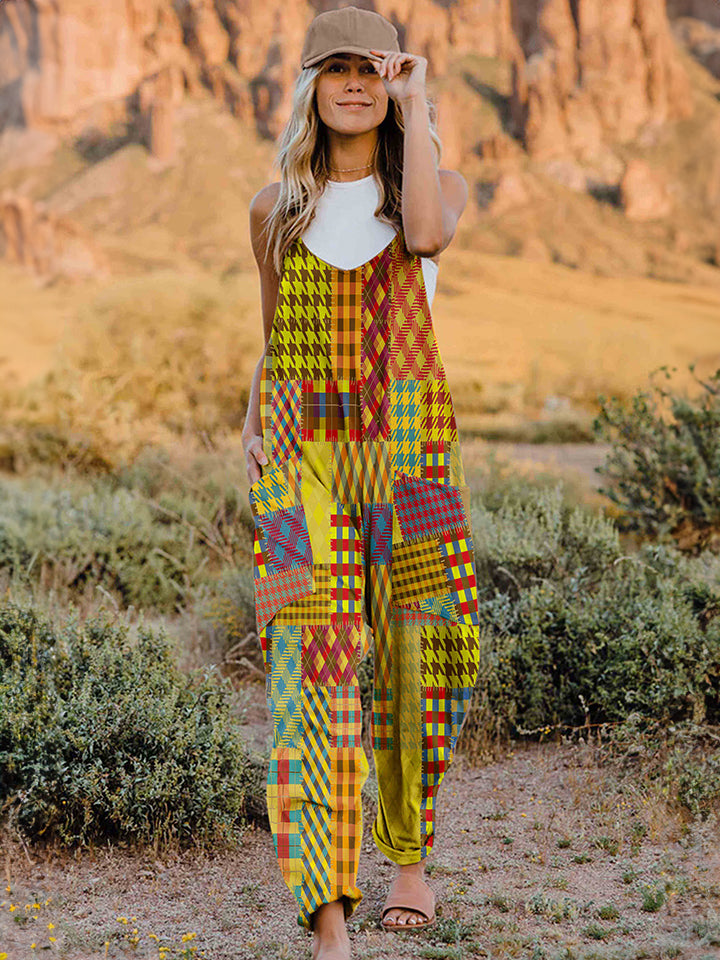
[380,872,436,932]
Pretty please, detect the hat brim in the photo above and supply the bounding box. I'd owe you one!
[302,46,386,69]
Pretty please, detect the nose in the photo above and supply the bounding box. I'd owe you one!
[345,74,365,90]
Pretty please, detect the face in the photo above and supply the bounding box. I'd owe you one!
[314,52,388,131]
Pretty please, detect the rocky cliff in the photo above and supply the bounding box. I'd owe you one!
[0,1,697,154]
[0,0,719,282]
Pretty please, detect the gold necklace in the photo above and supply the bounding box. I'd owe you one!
[329,162,373,172]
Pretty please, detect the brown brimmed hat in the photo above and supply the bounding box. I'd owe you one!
[300,5,400,70]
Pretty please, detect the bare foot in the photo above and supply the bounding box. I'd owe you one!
[311,898,351,960]
[382,859,431,928]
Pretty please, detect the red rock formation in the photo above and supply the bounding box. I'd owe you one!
[0,0,195,135]
[620,158,674,220]
[510,0,694,160]
[0,189,110,280]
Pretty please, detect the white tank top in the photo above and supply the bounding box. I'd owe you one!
[300,174,439,308]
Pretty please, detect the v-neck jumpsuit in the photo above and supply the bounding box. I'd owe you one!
[247,225,481,931]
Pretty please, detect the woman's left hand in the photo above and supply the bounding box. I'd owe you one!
[368,49,427,103]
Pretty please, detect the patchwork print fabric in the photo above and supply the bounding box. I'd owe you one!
[250,226,481,931]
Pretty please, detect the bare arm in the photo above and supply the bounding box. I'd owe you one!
[242,182,281,486]
[397,91,468,257]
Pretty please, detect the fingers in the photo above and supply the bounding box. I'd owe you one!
[245,436,268,486]
[369,49,414,81]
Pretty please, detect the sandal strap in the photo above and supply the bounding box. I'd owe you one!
[381,873,436,922]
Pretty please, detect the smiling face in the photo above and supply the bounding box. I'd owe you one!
[314,51,388,132]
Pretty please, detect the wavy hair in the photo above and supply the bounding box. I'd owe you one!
[260,61,443,276]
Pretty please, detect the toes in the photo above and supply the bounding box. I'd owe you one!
[384,908,425,926]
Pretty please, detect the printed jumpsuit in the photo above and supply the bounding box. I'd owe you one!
[248,225,481,931]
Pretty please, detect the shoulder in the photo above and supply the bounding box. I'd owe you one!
[249,181,281,264]
[249,181,281,225]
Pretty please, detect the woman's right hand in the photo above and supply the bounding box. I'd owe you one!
[243,434,269,486]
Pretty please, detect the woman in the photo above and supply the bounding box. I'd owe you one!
[242,6,480,958]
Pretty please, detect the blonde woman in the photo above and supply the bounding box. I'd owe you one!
[243,6,480,958]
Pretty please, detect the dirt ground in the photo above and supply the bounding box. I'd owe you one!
[2,677,719,960]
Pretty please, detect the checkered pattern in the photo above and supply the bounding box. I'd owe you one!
[331,684,362,748]
[332,269,362,378]
[393,471,468,543]
[391,538,449,605]
[250,225,480,930]
[424,440,449,483]
[302,379,361,441]
[438,528,480,625]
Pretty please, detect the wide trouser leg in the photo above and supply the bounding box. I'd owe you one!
[371,609,480,862]
[261,495,372,930]
[363,474,482,865]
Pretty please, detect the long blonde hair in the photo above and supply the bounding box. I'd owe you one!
[261,61,443,276]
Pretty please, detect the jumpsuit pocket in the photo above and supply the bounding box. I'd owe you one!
[248,457,315,637]
[391,471,479,625]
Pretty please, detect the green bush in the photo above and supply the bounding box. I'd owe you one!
[456,483,720,756]
[593,364,720,553]
[0,465,253,612]
[0,599,262,849]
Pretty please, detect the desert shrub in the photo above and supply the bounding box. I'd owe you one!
[0,599,261,849]
[0,474,217,610]
[455,482,720,758]
[0,449,256,612]
[600,713,720,821]
[593,364,720,553]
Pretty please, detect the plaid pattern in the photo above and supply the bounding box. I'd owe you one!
[424,440,449,483]
[390,255,444,380]
[300,683,333,920]
[270,624,303,749]
[372,684,394,751]
[332,441,392,505]
[332,744,368,916]
[302,622,362,686]
[255,565,314,635]
[251,225,480,930]
[255,505,312,572]
[393,470,468,543]
[361,249,393,438]
[361,502,393,566]
[271,379,302,464]
[391,538,448,605]
[302,378,361,441]
[332,268,362,378]
[266,748,304,892]
[331,684,362,748]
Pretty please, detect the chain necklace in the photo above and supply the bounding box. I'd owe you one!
[329,162,373,172]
